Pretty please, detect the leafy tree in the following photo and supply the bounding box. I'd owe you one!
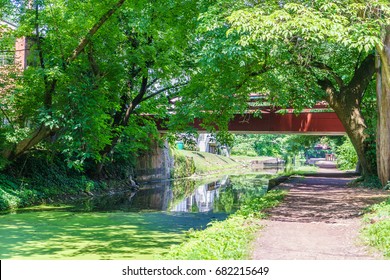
[0,0,128,167]
[184,0,389,183]
[231,135,258,157]
[335,136,358,170]
[0,0,208,177]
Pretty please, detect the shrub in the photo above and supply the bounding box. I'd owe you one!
[361,198,390,258]
[335,137,358,170]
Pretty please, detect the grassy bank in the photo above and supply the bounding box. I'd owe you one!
[0,155,111,212]
[163,189,287,260]
[172,150,272,177]
[361,198,390,258]
[0,172,102,212]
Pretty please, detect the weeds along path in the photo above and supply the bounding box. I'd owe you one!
[252,171,390,260]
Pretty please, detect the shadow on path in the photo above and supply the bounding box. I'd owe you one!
[267,173,388,223]
[252,171,390,259]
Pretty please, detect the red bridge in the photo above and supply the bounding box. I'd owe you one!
[211,111,344,134]
[157,107,345,135]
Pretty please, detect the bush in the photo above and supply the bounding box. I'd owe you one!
[335,137,358,170]
[171,150,196,178]
[361,198,390,258]
[0,154,100,211]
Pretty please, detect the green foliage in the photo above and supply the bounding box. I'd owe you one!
[174,150,241,175]
[236,190,287,218]
[1,0,210,173]
[0,154,102,211]
[171,150,196,179]
[335,137,358,170]
[231,135,258,156]
[164,189,286,260]
[164,215,261,260]
[362,198,390,258]
[231,134,342,163]
[228,0,389,51]
[349,175,383,189]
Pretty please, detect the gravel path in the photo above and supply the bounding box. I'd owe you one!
[252,170,390,260]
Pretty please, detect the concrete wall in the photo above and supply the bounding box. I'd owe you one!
[135,140,174,182]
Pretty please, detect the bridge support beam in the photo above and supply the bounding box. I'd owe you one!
[159,112,346,135]
[224,112,345,134]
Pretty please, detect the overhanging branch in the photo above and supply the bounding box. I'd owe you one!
[67,0,126,65]
[141,82,189,102]
[311,61,344,89]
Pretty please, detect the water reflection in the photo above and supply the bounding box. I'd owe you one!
[74,174,269,214]
[171,176,230,213]
[0,173,272,260]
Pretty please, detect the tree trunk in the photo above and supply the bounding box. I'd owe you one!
[1,124,52,161]
[331,101,373,176]
[376,25,390,186]
[320,54,376,177]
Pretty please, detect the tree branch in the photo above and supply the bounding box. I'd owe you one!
[87,44,101,78]
[122,76,149,126]
[67,0,126,64]
[141,82,189,102]
[146,77,159,90]
[316,77,338,104]
[311,61,345,89]
[347,53,376,103]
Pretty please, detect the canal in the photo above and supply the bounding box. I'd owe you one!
[0,173,273,259]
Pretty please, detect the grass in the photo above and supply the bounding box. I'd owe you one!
[175,150,243,174]
[163,189,287,260]
[0,172,100,211]
[230,155,274,162]
[174,150,280,176]
[361,198,390,258]
[281,165,319,176]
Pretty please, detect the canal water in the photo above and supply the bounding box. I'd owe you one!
[0,173,273,260]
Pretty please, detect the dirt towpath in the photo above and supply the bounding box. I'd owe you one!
[252,170,390,260]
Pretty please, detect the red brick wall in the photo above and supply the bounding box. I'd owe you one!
[15,37,28,70]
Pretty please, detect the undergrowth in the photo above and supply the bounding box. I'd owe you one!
[348,176,385,189]
[361,198,390,258]
[0,155,101,211]
[163,189,287,260]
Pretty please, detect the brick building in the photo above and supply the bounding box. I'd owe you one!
[0,20,28,69]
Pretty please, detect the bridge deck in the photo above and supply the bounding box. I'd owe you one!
[158,112,345,135]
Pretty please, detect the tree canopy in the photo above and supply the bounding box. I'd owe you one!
[0,0,389,185]
[1,0,208,175]
[174,0,389,184]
